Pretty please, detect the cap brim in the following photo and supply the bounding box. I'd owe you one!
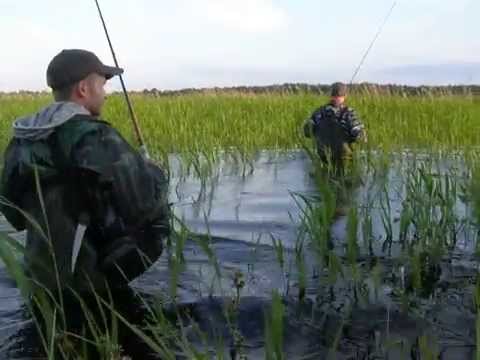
[100,65,124,80]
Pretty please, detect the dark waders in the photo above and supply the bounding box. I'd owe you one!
[21,183,162,359]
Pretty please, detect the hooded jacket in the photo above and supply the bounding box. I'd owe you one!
[303,102,365,168]
[0,102,170,293]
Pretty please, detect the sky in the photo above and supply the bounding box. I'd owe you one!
[0,0,478,91]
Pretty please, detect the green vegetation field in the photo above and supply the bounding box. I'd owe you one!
[1,92,480,157]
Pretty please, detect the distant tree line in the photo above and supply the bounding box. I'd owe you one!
[137,83,480,97]
[3,83,480,97]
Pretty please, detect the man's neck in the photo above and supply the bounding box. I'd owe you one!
[53,100,92,116]
[65,98,92,115]
[330,98,345,107]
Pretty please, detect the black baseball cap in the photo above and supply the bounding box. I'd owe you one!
[46,49,124,90]
[331,82,348,97]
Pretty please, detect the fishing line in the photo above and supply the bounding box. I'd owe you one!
[350,1,397,84]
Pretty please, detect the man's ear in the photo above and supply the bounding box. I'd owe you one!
[76,79,89,98]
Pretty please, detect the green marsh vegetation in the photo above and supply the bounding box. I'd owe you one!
[1,91,480,156]
[1,90,480,358]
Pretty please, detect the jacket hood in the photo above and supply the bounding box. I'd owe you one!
[12,101,90,141]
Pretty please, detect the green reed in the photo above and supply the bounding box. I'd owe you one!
[1,92,480,162]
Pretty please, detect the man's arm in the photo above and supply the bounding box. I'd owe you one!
[57,117,169,229]
[303,107,324,138]
[303,118,314,138]
[0,140,25,230]
[345,108,367,143]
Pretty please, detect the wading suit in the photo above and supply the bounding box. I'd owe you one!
[304,102,365,169]
[0,102,170,296]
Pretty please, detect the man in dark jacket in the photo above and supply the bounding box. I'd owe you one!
[304,82,366,169]
[0,49,170,297]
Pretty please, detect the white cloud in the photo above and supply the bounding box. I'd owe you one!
[186,0,289,33]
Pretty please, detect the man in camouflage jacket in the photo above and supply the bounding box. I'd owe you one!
[304,82,366,169]
[0,49,170,296]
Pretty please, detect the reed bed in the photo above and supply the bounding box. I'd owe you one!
[0,91,480,358]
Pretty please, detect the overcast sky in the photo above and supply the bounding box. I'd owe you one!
[1,0,478,91]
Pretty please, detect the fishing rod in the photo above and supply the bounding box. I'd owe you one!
[94,0,150,159]
[350,1,397,85]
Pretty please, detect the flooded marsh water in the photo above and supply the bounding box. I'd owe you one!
[0,149,479,359]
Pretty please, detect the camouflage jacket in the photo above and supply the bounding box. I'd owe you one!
[304,103,365,143]
[0,102,170,293]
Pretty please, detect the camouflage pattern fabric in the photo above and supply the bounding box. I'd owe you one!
[304,103,365,168]
[0,114,170,294]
